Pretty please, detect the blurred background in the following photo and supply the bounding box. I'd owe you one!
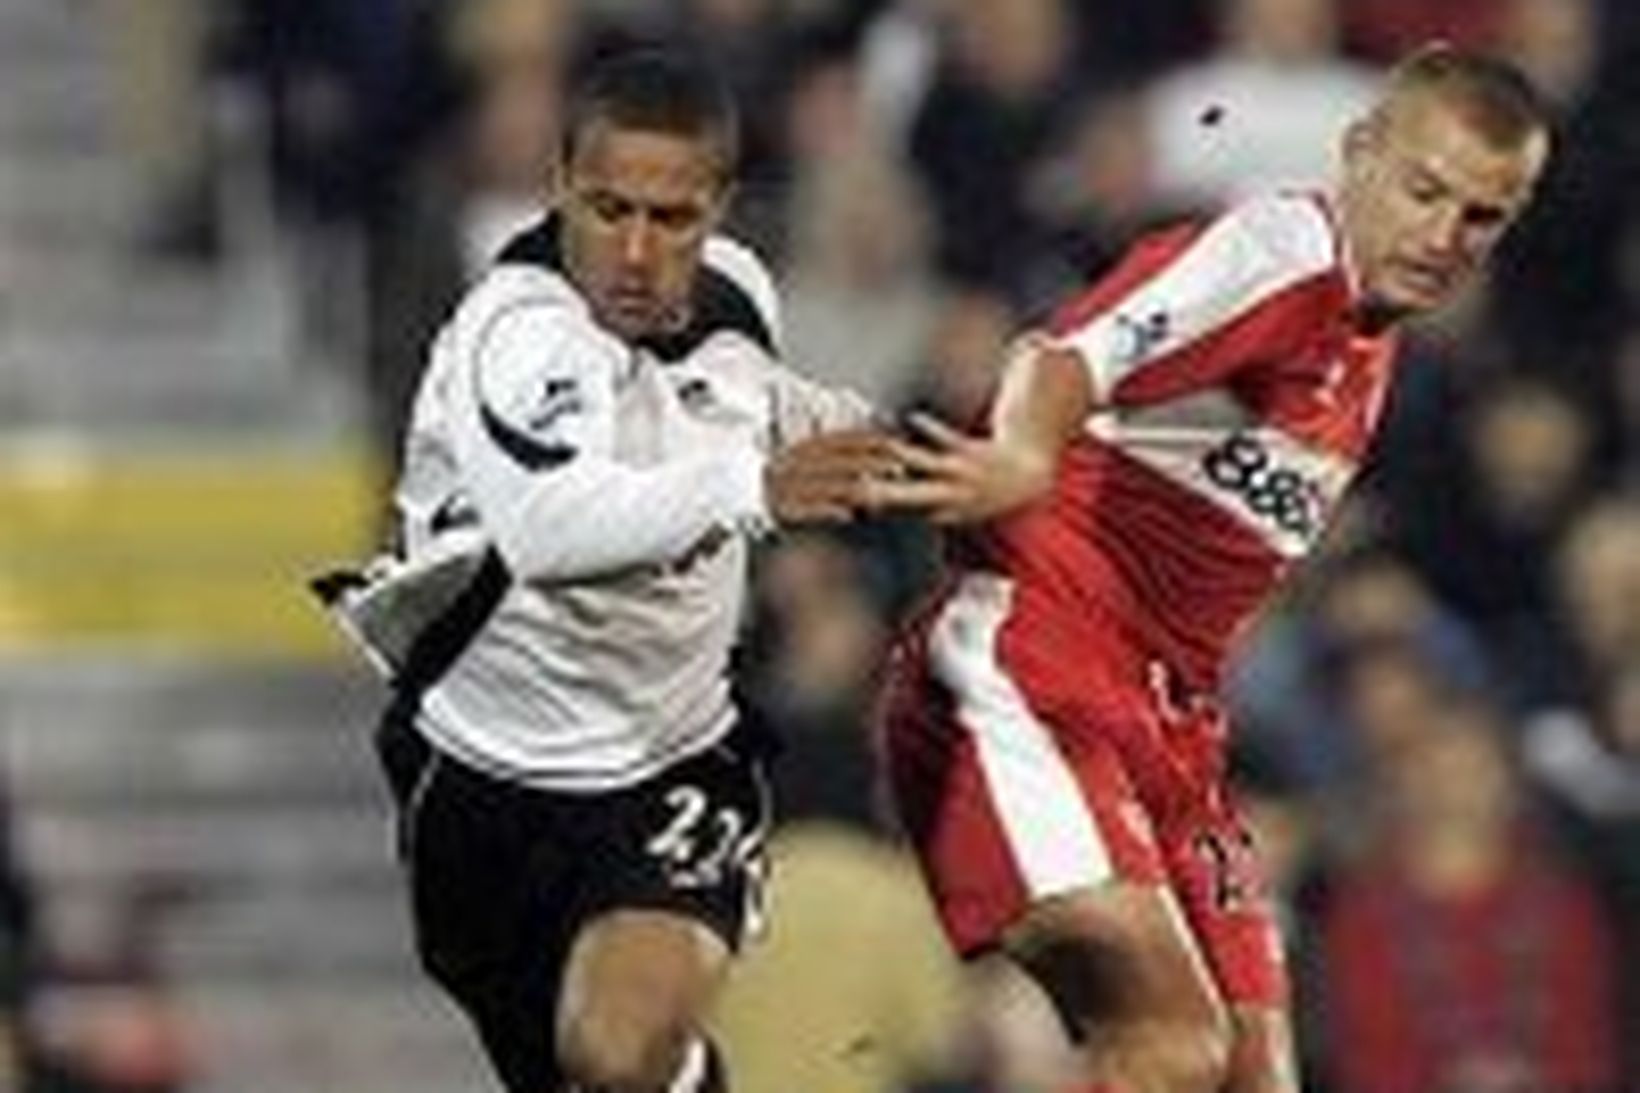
[0,0,1634,1090]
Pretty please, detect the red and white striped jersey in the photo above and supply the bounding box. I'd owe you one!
[956,192,1398,687]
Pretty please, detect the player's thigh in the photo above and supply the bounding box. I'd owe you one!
[1162,804,1298,1093]
[376,712,575,1091]
[1162,802,1292,1024]
[880,608,1174,958]
[1002,880,1229,1044]
[375,711,551,992]
[557,907,732,1056]
[557,735,771,1062]
[883,579,1233,1035]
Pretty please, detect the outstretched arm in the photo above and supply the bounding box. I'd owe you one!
[869,196,1343,525]
[451,307,901,580]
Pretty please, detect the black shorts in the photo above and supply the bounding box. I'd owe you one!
[374,710,772,1093]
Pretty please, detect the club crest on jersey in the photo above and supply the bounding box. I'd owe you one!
[676,377,715,411]
[673,375,746,427]
[524,376,584,432]
[1113,308,1171,366]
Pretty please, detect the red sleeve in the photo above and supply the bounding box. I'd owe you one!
[1048,224,1205,335]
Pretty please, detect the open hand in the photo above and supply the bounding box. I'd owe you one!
[864,413,1057,525]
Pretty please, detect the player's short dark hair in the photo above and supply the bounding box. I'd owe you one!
[1385,43,1552,149]
[564,47,739,182]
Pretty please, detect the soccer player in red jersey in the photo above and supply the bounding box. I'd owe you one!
[870,46,1553,1093]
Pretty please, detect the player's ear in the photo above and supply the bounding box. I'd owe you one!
[706,178,735,230]
[547,155,566,205]
[1342,116,1375,168]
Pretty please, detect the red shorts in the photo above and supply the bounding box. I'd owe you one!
[877,573,1287,1008]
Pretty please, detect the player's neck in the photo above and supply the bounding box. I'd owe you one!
[1354,295,1409,336]
[1325,197,1403,336]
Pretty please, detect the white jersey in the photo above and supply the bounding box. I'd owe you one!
[325,219,873,791]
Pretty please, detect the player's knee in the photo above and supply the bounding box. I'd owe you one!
[556,1006,691,1092]
[1123,1011,1233,1093]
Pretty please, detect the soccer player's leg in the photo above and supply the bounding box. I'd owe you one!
[1003,881,1234,1093]
[374,710,571,1093]
[886,703,1238,1093]
[879,639,1234,1089]
[556,736,770,1092]
[1162,803,1301,1093]
[555,909,731,1092]
[1226,1005,1300,1093]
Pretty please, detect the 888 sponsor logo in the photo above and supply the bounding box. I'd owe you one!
[1199,432,1327,545]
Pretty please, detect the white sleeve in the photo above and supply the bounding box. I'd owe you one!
[766,366,880,448]
[704,237,881,445]
[451,304,771,581]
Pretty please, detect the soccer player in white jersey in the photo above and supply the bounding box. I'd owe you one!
[319,48,900,1093]
[869,46,1552,1093]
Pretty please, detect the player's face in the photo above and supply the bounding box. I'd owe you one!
[1341,92,1547,320]
[560,118,729,342]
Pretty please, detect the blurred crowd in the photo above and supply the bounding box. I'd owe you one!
[19,0,1635,1090]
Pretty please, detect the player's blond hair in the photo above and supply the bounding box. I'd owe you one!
[1381,43,1552,150]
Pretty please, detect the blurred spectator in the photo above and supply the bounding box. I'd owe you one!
[779,46,936,409]
[654,0,805,248]
[363,0,577,472]
[1394,379,1598,706]
[1522,662,1640,1083]
[0,786,35,1091]
[1072,0,1215,83]
[1539,496,1640,707]
[742,533,891,829]
[1022,86,1191,302]
[907,0,1082,289]
[27,980,194,1093]
[899,287,1018,429]
[1364,280,1504,568]
[98,0,221,259]
[1321,696,1619,1093]
[856,0,946,151]
[1499,0,1598,103]
[26,883,197,1093]
[1526,664,1640,830]
[1034,89,1158,258]
[218,0,421,223]
[1143,0,1379,207]
[1620,336,1640,475]
[1334,639,1465,783]
[1343,0,1505,63]
[1229,551,1489,788]
[1486,0,1633,406]
[440,0,577,269]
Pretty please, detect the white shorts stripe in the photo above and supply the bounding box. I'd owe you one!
[928,574,1113,898]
